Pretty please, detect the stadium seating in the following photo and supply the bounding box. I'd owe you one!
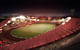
[0,18,80,50]
[0,19,11,28]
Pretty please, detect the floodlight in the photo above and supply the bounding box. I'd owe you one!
[11,17,16,21]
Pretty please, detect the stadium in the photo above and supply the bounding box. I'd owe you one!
[0,15,80,50]
[0,0,80,50]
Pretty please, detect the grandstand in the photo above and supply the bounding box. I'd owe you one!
[0,16,80,50]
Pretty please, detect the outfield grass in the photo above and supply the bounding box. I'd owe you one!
[11,23,56,39]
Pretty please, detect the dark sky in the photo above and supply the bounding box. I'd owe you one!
[0,0,80,16]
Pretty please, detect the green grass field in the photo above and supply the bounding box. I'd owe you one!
[11,23,56,39]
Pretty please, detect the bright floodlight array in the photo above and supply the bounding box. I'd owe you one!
[5,16,71,26]
[16,15,26,19]
[61,17,71,25]
[11,15,40,23]
[65,17,71,22]
[11,17,16,21]
[11,15,26,21]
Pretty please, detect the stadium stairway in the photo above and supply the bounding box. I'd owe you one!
[0,18,80,50]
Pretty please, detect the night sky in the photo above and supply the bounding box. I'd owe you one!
[0,0,80,16]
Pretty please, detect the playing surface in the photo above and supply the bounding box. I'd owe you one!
[11,23,56,39]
